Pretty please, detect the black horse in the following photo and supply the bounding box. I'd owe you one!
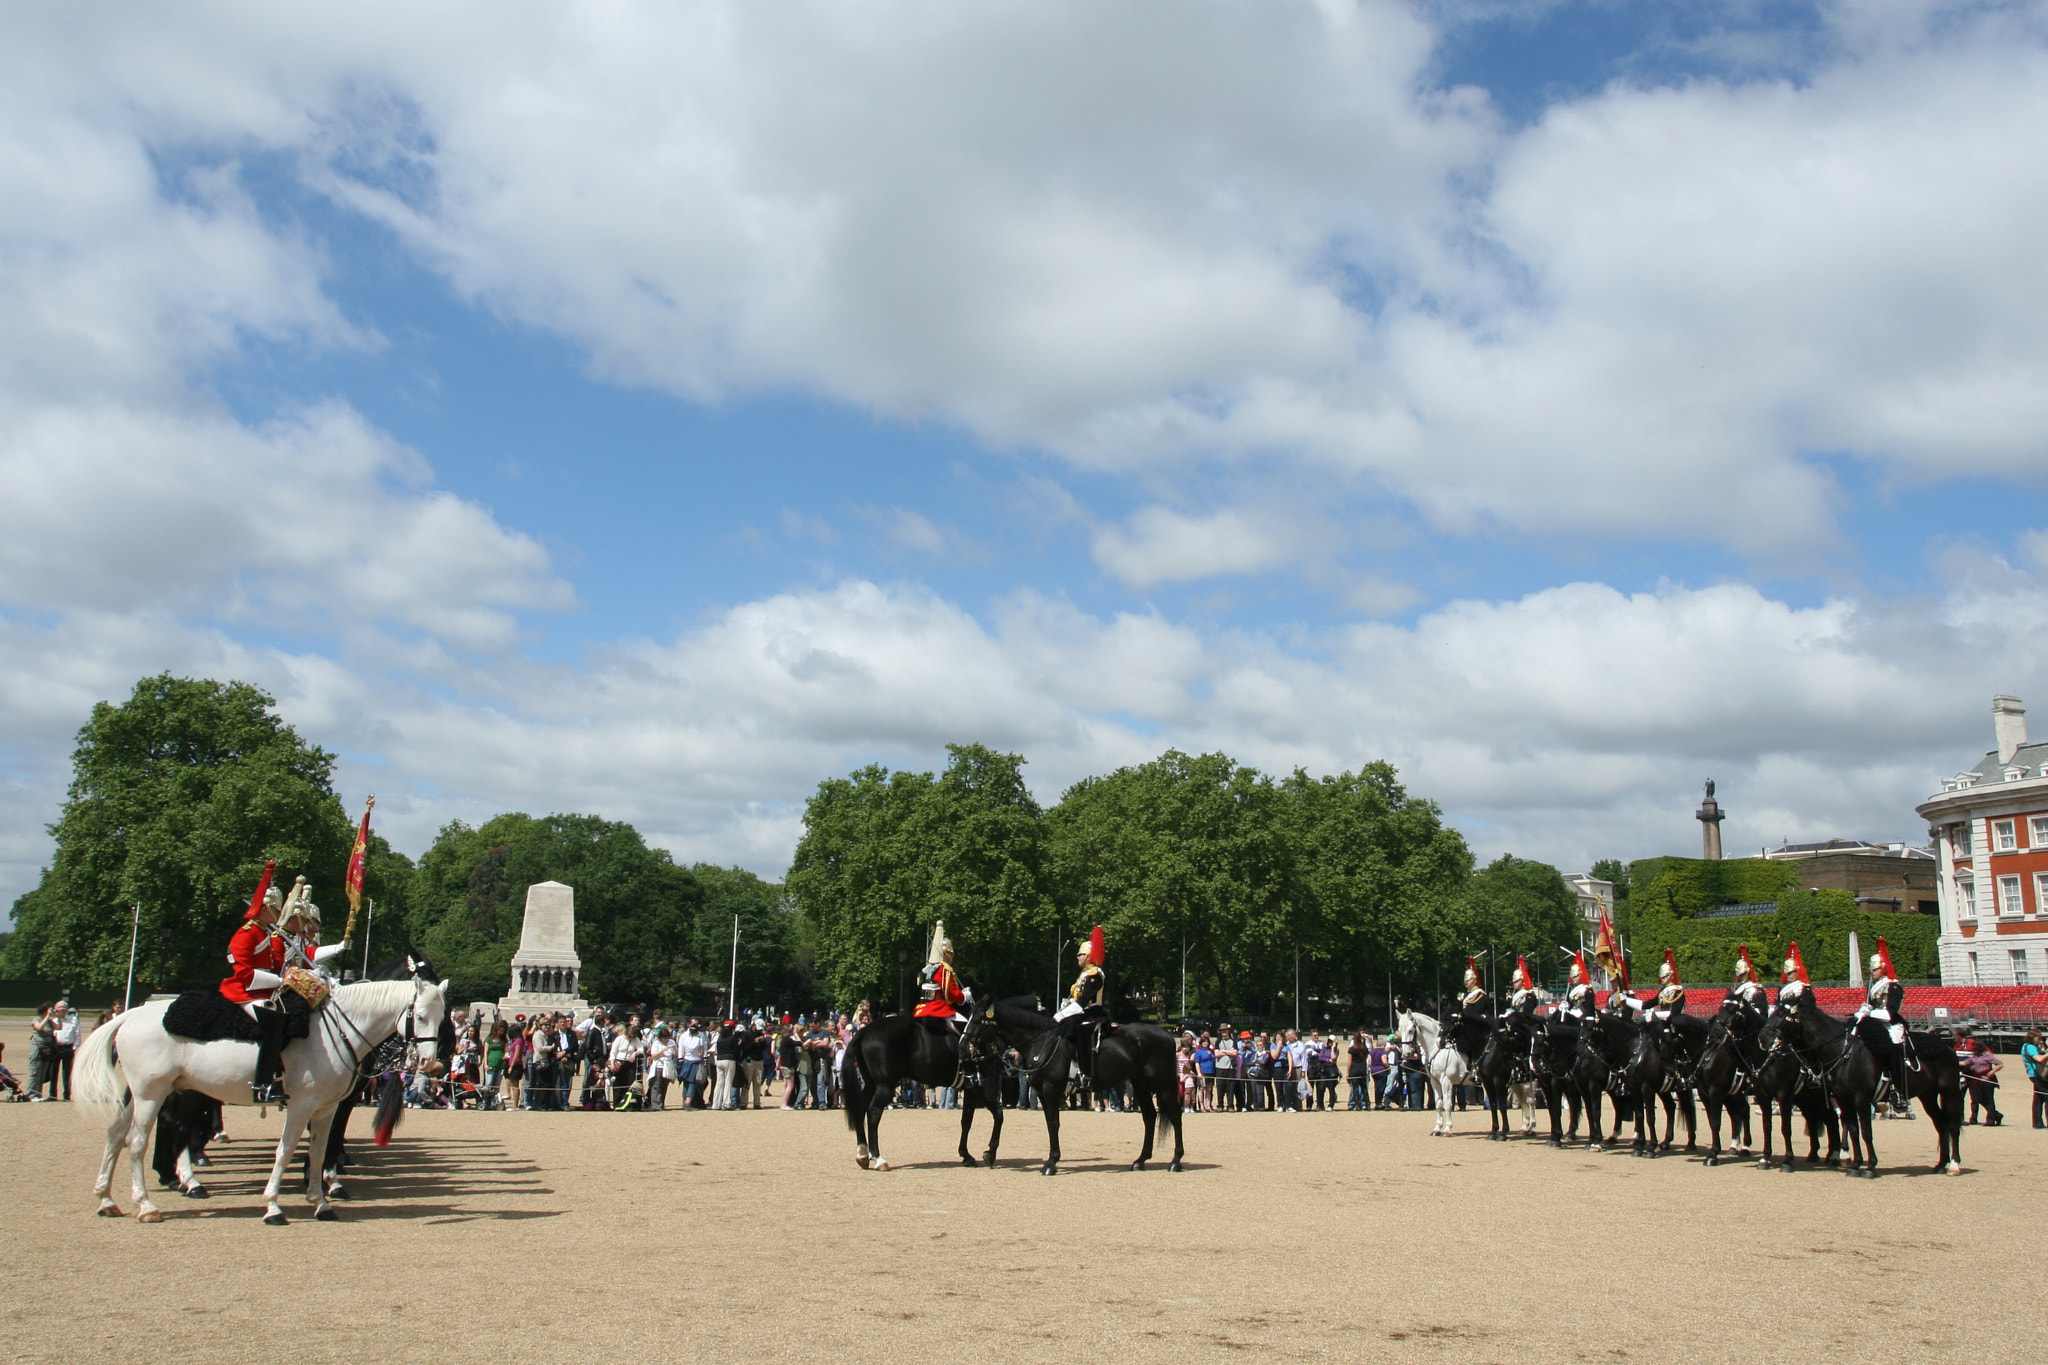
[1620,1016,1701,1156]
[151,1092,222,1197]
[1752,1009,1840,1172]
[1476,1016,1536,1140]
[1694,1000,1757,1167]
[1533,1019,1604,1148]
[839,1012,1005,1171]
[983,997,1185,1176]
[1777,1000,1965,1177]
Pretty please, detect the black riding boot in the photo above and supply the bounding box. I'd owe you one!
[252,1007,288,1104]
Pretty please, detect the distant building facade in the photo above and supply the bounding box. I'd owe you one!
[1763,838,1937,914]
[1915,695,2048,987]
[1563,874,1614,927]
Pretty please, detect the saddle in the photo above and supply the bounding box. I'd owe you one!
[163,991,265,1045]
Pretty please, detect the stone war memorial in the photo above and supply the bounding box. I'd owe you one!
[479,880,590,1022]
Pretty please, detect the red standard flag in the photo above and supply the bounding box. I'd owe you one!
[1594,909,1627,988]
[344,794,376,916]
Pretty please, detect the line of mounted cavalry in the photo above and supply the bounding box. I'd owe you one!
[1393,939,1969,1178]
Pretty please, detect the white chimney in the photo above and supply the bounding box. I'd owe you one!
[1994,694,2027,764]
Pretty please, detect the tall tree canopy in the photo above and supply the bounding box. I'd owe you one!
[2,674,397,990]
[787,743,1053,1008]
[408,812,704,1008]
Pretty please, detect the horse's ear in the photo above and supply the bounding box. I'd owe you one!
[437,978,451,998]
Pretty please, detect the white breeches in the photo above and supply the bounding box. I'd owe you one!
[1888,1023,1906,1046]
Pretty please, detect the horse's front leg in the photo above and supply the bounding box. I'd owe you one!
[1040,1086,1063,1176]
[262,1099,316,1224]
[982,1078,1004,1166]
[957,1089,978,1166]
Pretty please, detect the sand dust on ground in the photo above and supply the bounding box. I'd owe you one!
[1,1037,2039,1365]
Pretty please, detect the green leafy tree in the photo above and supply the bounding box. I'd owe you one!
[1447,855,1585,988]
[1049,750,1293,1015]
[692,864,802,1014]
[407,813,703,1008]
[2,675,370,990]
[1278,763,1475,1007]
[788,744,1053,1009]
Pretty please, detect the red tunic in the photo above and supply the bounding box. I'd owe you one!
[220,920,287,1004]
[913,963,965,1019]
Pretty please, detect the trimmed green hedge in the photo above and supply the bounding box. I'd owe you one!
[1626,886,1941,983]
[1625,856,1801,919]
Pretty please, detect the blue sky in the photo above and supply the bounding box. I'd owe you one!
[4,0,2048,906]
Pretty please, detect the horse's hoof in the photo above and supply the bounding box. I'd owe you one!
[870,1159,890,1172]
[1704,1155,1718,1167]
[1168,1161,1184,1172]
[959,1156,978,1167]
[136,1208,165,1224]
[1131,1161,1146,1172]
[1041,1165,1057,1177]
[263,1210,288,1226]
[191,1155,210,1168]
[182,1183,208,1199]
[315,1204,340,1222]
[854,1156,870,1170]
[1946,1163,1963,1176]
[1547,1138,1562,1149]
[326,1183,349,1201]
[97,1203,124,1219]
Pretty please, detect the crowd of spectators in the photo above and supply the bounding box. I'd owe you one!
[400,1009,1458,1115]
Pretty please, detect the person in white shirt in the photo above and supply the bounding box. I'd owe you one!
[607,1025,641,1109]
[48,1001,80,1101]
[678,1023,707,1108]
[644,1026,675,1111]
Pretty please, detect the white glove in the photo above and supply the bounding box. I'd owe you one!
[1852,1006,1869,1023]
[312,943,347,964]
[249,968,283,991]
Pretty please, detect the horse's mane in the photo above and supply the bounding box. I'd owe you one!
[334,979,429,1014]
[993,997,1054,1034]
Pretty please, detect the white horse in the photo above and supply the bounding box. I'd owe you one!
[76,975,448,1225]
[1396,1006,1482,1137]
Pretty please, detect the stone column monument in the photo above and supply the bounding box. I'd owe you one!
[1696,779,1725,861]
[486,881,591,1021]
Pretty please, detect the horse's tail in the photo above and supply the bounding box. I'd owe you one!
[372,1071,405,1146]
[73,1012,129,1119]
[840,1033,869,1134]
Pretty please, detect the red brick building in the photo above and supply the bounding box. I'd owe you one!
[1917,695,2048,986]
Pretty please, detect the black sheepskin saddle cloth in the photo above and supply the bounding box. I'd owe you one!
[163,991,263,1044]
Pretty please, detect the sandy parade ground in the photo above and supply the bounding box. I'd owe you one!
[2,1018,2042,1365]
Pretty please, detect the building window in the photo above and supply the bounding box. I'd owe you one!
[1957,823,1973,855]
[2033,816,2048,847]
[2011,949,2031,986]
[1957,880,1975,918]
[1999,875,2024,916]
[1995,819,2017,851]
[1968,952,1980,985]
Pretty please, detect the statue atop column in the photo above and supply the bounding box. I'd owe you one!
[1696,780,1725,860]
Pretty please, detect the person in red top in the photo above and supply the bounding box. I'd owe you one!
[221,864,292,1101]
[912,922,968,1031]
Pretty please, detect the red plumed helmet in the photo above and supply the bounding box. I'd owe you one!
[1087,925,1105,967]
[1735,945,1756,979]
[1784,942,1810,984]
[245,861,276,921]
[1515,956,1535,990]
[1875,936,1896,980]
[1571,949,1590,983]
